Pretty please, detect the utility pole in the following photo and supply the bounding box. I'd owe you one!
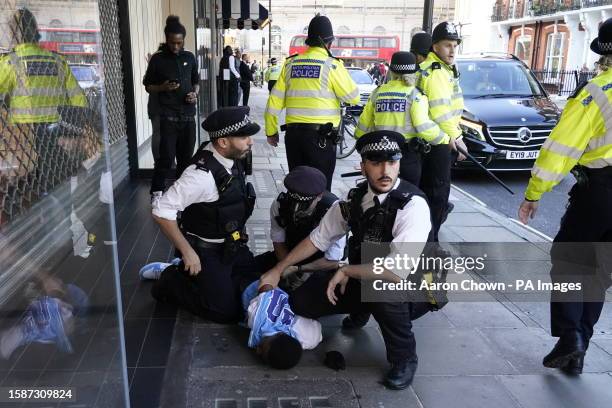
[423,0,434,34]
[268,0,272,61]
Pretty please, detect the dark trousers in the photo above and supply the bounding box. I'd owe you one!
[150,118,196,194]
[241,83,251,106]
[399,144,422,185]
[289,272,417,364]
[151,245,261,323]
[228,79,239,106]
[268,80,277,93]
[285,128,336,191]
[419,144,452,242]
[549,177,612,344]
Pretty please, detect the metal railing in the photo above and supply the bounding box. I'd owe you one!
[531,69,597,95]
[492,0,612,22]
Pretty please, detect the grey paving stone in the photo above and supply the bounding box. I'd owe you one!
[255,197,275,209]
[253,162,284,170]
[591,337,612,356]
[412,310,454,328]
[441,301,527,328]
[412,375,520,408]
[447,226,527,242]
[447,200,479,213]
[347,368,423,408]
[438,227,465,242]
[456,242,550,261]
[480,327,612,374]
[499,373,612,408]
[509,300,551,331]
[445,212,500,227]
[414,328,517,375]
[251,157,270,164]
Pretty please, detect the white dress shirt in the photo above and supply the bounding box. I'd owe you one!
[228,55,241,79]
[309,179,431,279]
[269,199,346,262]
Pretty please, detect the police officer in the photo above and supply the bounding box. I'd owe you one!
[0,7,88,194]
[264,57,281,93]
[416,21,468,242]
[264,14,360,190]
[518,18,612,375]
[356,51,447,185]
[151,106,259,323]
[410,32,432,65]
[144,16,199,198]
[259,131,432,389]
[256,166,346,291]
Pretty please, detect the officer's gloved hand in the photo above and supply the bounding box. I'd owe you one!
[267,133,279,147]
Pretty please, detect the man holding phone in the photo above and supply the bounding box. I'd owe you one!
[144,15,199,200]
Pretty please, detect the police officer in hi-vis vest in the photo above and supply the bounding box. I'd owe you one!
[519,18,612,376]
[264,14,359,190]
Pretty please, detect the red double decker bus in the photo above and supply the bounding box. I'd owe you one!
[38,27,99,64]
[288,34,400,67]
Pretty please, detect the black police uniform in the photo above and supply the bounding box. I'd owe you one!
[143,44,199,194]
[288,131,432,389]
[151,107,260,323]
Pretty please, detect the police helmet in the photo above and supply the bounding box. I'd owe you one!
[389,51,419,74]
[431,21,461,45]
[410,32,432,57]
[591,17,612,55]
[305,15,334,47]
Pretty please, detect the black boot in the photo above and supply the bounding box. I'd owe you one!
[561,355,584,375]
[342,312,371,330]
[543,332,586,369]
[383,359,417,390]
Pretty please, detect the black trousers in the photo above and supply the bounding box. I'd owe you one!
[268,80,277,93]
[151,245,260,323]
[285,127,336,191]
[241,83,250,106]
[289,272,417,364]
[419,144,452,242]
[228,80,239,106]
[549,176,612,344]
[150,118,196,194]
[399,144,422,185]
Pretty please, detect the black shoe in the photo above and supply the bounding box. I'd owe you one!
[342,313,371,330]
[440,202,455,225]
[543,333,586,369]
[561,355,584,375]
[383,359,417,390]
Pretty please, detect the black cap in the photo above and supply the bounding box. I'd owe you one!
[356,131,404,161]
[432,21,462,45]
[390,51,419,74]
[306,15,334,47]
[591,17,612,55]
[270,57,277,64]
[284,166,327,200]
[201,106,260,139]
[410,32,432,56]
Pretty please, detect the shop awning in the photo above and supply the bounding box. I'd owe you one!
[220,0,269,30]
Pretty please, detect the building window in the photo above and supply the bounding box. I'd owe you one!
[49,19,63,28]
[271,25,281,51]
[515,35,532,65]
[544,32,566,76]
[337,25,350,34]
[373,26,386,34]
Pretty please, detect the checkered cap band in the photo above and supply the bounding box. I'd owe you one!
[390,64,416,72]
[599,40,612,53]
[360,136,401,154]
[287,191,316,202]
[208,115,253,139]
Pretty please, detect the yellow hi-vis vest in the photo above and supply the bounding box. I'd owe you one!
[0,43,87,124]
[525,69,612,201]
[264,64,281,82]
[416,52,464,141]
[264,46,360,136]
[355,79,449,145]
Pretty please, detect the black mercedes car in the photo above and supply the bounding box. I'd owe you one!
[455,54,561,171]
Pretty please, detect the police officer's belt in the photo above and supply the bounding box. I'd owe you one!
[285,123,337,132]
[186,235,224,249]
[162,115,195,122]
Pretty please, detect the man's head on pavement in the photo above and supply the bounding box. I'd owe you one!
[283,166,327,213]
[432,22,461,65]
[306,14,335,48]
[202,106,259,160]
[164,15,186,55]
[10,7,39,45]
[356,131,403,194]
[410,32,432,63]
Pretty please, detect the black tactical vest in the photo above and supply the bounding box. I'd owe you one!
[341,180,427,264]
[180,144,256,240]
[275,191,338,265]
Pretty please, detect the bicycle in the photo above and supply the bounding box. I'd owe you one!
[335,105,362,159]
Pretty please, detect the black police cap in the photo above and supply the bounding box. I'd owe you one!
[201,106,260,139]
[306,15,334,46]
[591,17,612,55]
[390,51,419,74]
[356,131,404,161]
[284,166,327,200]
[432,21,462,45]
[410,32,432,56]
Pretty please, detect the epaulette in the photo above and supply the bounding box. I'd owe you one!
[194,156,210,172]
[287,54,299,59]
[569,80,588,100]
[432,62,441,70]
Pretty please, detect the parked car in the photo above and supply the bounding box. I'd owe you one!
[69,63,100,90]
[455,54,561,171]
[346,67,378,106]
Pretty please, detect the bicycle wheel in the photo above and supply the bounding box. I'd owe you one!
[335,116,358,159]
